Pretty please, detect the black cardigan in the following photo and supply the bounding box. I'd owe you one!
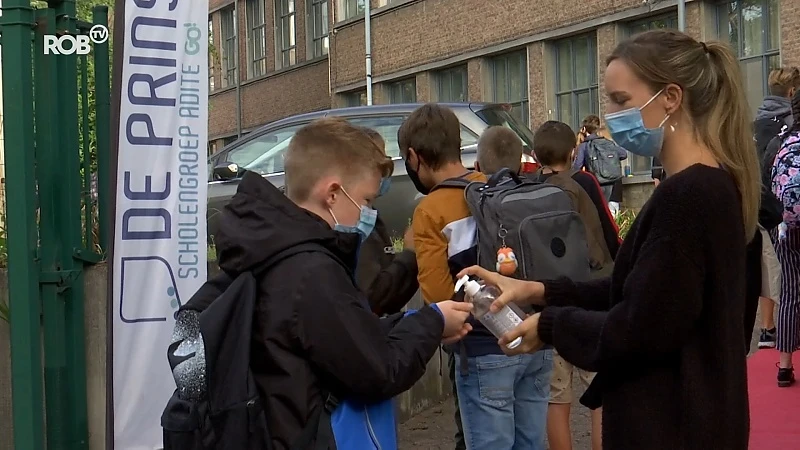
[538,164,751,450]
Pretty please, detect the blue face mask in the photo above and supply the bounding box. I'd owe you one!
[329,187,378,241]
[605,89,670,158]
[378,177,391,197]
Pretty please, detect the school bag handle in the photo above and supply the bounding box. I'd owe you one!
[486,167,523,188]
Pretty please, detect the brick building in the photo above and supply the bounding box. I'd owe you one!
[208,0,798,204]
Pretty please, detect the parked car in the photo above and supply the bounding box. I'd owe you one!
[207,102,537,241]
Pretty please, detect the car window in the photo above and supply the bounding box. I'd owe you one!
[460,126,478,148]
[347,115,406,158]
[224,124,305,175]
[474,106,536,151]
[221,115,480,176]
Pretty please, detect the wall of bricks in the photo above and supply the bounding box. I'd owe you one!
[208,0,333,138]
[329,0,644,88]
[781,0,800,68]
[209,0,800,145]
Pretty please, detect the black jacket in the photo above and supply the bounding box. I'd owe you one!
[214,172,445,449]
[538,165,750,449]
[356,217,419,316]
[754,95,793,159]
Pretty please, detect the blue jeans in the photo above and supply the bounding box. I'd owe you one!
[455,350,553,450]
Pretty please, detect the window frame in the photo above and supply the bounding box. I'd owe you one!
[307,0,329,58]
[388,78,417,104]
[715,0,781,111]
[490,51,529,126]
[245,0,268,78]
[435,65,468,103]
[275,0,297,69]
[208,18,216,91]
[343,90,367,107]
[220,6,238,88]
[626,13,679,36]
[338,0,365,21]
[553,33,599,132]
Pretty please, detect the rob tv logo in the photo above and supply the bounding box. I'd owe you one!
[44,24,109,55]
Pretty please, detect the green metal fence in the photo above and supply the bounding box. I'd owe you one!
[0,0,111,448]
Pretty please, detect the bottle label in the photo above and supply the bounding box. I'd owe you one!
[481,306,523,333]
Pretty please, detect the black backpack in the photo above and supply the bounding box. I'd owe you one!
[161,243,339,450]
[755,112,791,158]
[585,138,624,185]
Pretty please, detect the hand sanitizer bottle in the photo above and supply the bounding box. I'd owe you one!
[455,275,525,349]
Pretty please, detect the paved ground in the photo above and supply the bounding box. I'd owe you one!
[397,377,593,449]
[397,306,765,449]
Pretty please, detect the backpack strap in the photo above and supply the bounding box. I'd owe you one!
[486,167,523,187]
[428,172,474,193]
[291,393,339,450]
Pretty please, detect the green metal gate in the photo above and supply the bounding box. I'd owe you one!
[0,0,111,448]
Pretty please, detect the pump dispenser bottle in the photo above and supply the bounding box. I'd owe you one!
[455,275,525,349]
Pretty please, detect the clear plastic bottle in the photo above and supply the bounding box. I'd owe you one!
[454,275,524,349]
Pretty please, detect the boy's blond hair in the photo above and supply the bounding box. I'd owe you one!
[477,126,523,174]
[285,118,393,201]
[768,67,800,97]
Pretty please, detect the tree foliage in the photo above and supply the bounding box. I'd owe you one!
[31,0,115,173]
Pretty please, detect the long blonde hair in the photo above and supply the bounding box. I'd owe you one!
[607,30,760,240]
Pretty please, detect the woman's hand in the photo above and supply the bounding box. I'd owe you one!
[499,313,544,355]
[456,266,546,313]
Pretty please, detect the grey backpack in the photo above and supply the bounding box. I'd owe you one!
[435,169,591,283]
[586,138,624,185]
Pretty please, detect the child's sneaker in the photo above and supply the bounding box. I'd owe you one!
[758,328,777,349]
[777,366,795,388]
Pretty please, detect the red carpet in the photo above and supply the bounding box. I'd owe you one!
[748,349,800,449]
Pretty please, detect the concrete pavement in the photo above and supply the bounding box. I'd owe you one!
[398,307,765,449]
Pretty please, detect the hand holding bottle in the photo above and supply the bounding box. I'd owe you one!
[498,313,545,356]
[456,265,546,312]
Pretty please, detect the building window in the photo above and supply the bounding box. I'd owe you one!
[307,0,329,58]
[275,0,297,68]
[436,66,468,102]
[627,13,679,35]
[338,0,365,21]
[717,0,780,114]
[554,33,598,132]
[377,0,398,6]
[490,51,529,126]
[246,0,267,78]
[220,6,237,88]
[344,90,367,107]
[208,18,216,91]
[389,79,416,103]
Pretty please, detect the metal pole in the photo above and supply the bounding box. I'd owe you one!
[1,0,45,448]
[235,0,242,136]
[678,0,686,32]
[364,0,373,105]
[94,5,111,254]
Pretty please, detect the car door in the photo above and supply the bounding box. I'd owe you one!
[207,122,306,239]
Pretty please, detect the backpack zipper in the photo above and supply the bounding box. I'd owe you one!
[364,406,383,450]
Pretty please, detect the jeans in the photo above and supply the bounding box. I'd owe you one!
[448,352,466,450]
[455,350,553,450]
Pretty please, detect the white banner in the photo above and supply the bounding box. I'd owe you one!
[112,0,208,447]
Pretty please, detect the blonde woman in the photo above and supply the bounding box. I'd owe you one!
[460,30,760,449]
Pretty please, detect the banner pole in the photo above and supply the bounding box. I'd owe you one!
[106,1,125,448]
